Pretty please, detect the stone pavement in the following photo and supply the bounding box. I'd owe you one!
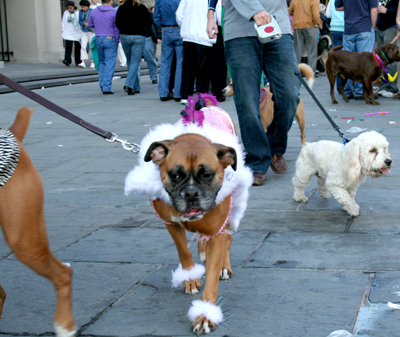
[0,64,400,337]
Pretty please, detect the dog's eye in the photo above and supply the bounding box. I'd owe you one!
[370,149,377,153]
[201,173,214,180]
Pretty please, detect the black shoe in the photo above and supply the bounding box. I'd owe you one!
[127,87,135,95]
[152,79,158,84]
[355,96,364,100]
[174,97,182,102]
[168,92,174,99]
[123,86,128,93]
[347,94,355,99]
[62,60,70,67]
[160,96,170,101]
[217,96,226,102]
[134,91,140,94]
[103,91,114,95]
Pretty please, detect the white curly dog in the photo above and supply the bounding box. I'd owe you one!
[292,131,392,217]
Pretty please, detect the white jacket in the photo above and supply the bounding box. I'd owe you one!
[62,10,82,41]
[176,0,216,47]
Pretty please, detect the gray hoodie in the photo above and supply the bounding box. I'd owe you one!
[224,0,292,41]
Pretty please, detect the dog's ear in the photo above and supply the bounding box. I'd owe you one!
[144,140,172,166]
[342,140,362,184]
[215,144,237,171]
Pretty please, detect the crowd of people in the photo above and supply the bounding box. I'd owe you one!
[61,0,400,187]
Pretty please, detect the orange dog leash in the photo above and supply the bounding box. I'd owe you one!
[390,32,400,44]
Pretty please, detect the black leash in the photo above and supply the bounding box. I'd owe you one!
[294,71,349,144]
[0,73,140,153]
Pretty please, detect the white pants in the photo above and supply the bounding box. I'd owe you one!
[80,31,95,61]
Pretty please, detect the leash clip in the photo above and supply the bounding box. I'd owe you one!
[106,133,140,154]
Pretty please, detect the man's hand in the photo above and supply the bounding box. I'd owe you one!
[157,39,161,44]
[377,5,387,14]
[207,10,218,39]
[84,22,89,27]
[253,10,271,27]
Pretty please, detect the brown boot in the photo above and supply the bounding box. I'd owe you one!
[252,173,266,186]
[270,154,287,174]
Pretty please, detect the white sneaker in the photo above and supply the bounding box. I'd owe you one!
[381,91,395,98]
[378,89,389,96]
[120,63,127,67]
[78,62,86,68]
[180,99,188,105]
[90,62,95,69]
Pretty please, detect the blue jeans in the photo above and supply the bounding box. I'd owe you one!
[331,31,344,94]
[343,29,375,97]
[120,34,146,91]
[142,36,158,81]
[225,35,301,174]
[96,36,118,92]
[158,27,183,98]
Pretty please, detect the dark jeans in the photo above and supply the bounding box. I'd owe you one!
[225,35,300,174]
[64,40,81,66]
[331,31,344,94]
[210,26,228,99]
[180,41,212,100]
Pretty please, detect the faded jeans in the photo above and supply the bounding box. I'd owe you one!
[225,35,301,174]
[120,34,146,91]
[95,35,118,92]
[343,28,375,97]
[158,27,183,98]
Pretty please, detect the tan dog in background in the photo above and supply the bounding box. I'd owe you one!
[222,63,314,144]
[0,108,76,337]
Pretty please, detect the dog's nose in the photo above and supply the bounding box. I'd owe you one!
[385,158,392,166]
[183,186,200,202]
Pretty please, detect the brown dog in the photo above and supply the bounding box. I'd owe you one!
[222,63,314,144]
[326,43,400,105]
[0,108,76,337]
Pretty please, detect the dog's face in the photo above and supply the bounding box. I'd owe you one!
[378,43,400,63]
[357,131,392,178]
[222,80,234,97]
[144,133,236,220]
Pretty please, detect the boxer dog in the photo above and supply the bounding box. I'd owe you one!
[0,108,76,337]
[125,95,252,334]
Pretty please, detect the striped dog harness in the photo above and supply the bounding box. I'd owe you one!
[0,128,20,188]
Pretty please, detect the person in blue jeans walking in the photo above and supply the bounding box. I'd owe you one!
[88,0,119,94]
[154,0,183,102]
[335,0,378,100]
[207,0,301,186]
[116,0,153,95]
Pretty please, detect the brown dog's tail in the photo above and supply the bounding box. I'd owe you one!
[9,107,34,142]
[330,45,343,53]
[298,63,315,89]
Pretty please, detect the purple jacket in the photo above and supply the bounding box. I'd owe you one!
[88,5,119,42]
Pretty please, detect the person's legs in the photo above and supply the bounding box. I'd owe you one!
[64,40,73,65]
[304,26,319,72]
[101,36,118,92]
[293,29,305,64]
[121,35,145,90]
[172,27,183,100]
[353,28,375,96]
[143,36,158,81]
[73,40,81,66]
[181,42,198,100]
[210,27,228,100]
[342,33,356,97]
[381,27,398,93]
[80,32,89,61]
[96,36,106,90]
[158,28,175,98]
[225,37,269,174]
[263,34,300,156]
[331,31,344,94]
[195,44,212,94]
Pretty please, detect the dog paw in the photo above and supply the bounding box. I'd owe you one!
[345,205,360,217]
[319,192,331,199]
[220,268,232,280]
[191,316,216,334]
[293,196,308,203]
[184,279,202,295]
[332,100,338,104]
[372,101,380,105]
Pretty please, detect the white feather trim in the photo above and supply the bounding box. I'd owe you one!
[188,299,223,325]
[171,263,205,288]
[124,120,253,231]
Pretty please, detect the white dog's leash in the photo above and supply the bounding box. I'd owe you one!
[0,73,140,154]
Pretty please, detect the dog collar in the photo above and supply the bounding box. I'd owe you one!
[0,128,20,189]
[372,52,389,83]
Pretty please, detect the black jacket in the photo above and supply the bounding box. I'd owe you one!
[116,1,153,36]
